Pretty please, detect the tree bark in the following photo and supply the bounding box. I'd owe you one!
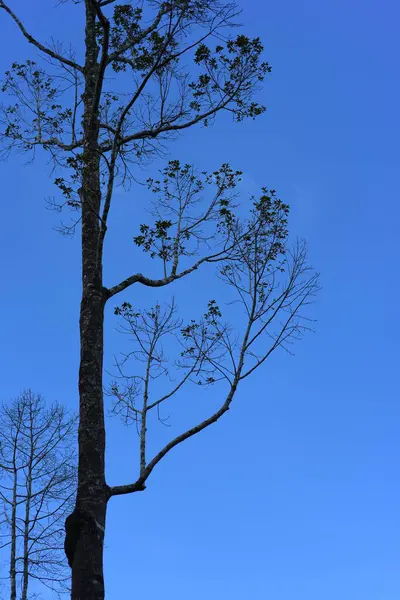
[9,460,17,600]
[21,403,34,600]
[21,464,32,600]
[70,3,109,598]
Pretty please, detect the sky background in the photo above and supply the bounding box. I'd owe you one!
[1,0,400,598]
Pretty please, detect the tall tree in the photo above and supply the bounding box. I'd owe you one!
[0,389,77,600]
[0,1,319,598]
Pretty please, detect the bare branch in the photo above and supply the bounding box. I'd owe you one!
[107,251,216,297]
[109,382,237,497]
[0,2,83,73]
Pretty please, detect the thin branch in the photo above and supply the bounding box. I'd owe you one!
[107,4,168,64]
[146,365,198,412]
[100,96,234,153]
[0,2,83,73]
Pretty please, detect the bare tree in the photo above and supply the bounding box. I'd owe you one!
[0,390,77,600]
[0,1,318,598]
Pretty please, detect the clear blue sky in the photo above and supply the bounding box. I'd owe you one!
[1,1,399,598]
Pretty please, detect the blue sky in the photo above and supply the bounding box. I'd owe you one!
[1,0,399,598]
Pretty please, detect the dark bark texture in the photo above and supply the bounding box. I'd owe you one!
[69,3,108,598]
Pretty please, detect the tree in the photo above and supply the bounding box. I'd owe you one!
[0,1,319,598]
[0,389,77,600]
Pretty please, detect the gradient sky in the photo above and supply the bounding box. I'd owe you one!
[1,1,399,599]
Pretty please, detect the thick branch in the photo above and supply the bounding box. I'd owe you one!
[106,249,226,298]
[28,137,83,152]
[105,215,259,299]
[0,2,83,73]
[108,382,238,497]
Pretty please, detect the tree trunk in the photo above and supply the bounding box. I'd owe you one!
[22,392,34,600]
[71,278,108,599]
[70,3,109,599]
[9,464,17,600]
[21,469,32,600]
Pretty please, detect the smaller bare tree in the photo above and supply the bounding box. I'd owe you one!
[0,389,77,600]
[106,167,320,493]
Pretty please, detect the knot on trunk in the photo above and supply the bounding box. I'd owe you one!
[64,508,97,568]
